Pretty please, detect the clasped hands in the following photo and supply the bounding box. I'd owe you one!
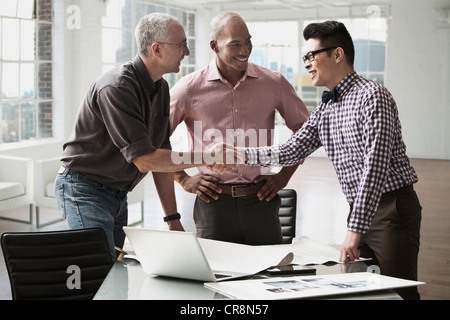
[204,143,245,174]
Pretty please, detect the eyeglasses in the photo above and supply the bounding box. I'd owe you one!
[157,41,189,50]
[302,47,337,63]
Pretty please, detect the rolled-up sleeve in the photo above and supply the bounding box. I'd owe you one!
[98,86,157,163]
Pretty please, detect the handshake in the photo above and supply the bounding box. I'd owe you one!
[170,143,248,173]
[203,143,247,174]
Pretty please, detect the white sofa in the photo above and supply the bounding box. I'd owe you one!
[33,157,64,227]
[34,157,144,227]
[0,155,33,224]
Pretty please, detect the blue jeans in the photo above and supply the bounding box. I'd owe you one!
[54,167,128,261]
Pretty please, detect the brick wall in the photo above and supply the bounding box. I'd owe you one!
[37,0,53,139]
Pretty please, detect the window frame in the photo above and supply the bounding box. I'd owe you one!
[101,0,196,88]
[0,0,54,145]
[300,17,388,113]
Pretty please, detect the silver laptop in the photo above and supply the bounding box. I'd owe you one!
[123,227,251,282]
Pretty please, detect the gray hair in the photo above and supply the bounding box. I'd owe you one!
[135,13,177,56]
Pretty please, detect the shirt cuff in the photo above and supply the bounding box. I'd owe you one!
[245,147,259,165]
[347,213,371,234]
[121,136,156,163]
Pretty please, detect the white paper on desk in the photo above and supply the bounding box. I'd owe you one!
[289,236,341,265]
[261,236,371,265]
[205,272,425,300]
[198,238,293,274]
[198,236,365,275]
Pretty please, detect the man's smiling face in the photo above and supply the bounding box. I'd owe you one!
[213,19,253,76]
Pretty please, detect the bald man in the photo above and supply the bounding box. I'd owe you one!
[169,12,309,245]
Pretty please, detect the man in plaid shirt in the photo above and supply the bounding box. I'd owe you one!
[245,21,422,300]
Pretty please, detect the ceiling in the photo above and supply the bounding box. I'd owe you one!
[185,0,450,9]
[183,0,390,11]
[166,0,393,20]
[157,0,449,23]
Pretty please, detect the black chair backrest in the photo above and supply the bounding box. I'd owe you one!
[278,189,297,244]
[1,228,113,300]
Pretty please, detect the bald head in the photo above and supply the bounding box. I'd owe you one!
[208,12,252,85]
[210,12,247,41]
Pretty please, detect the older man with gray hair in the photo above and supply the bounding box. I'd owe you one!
[55,13,208,261]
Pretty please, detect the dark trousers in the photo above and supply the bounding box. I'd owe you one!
[350,185,422,300]
[194,193,283,245]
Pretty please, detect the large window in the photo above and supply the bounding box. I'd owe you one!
[247,21,299,127]
[102,0,196,88]
[0,0,53,144]
[249,17,388,115]
[248,21,299,90]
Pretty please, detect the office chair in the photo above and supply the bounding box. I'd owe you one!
[278,189,297,244]
[1,228,113,300]
[0,155,33,225]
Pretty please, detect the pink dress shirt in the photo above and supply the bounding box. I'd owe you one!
[170,60,309,184]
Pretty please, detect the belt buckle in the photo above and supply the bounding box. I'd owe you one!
[231,185,247,198]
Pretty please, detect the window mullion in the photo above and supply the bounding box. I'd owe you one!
[34,17,39,139]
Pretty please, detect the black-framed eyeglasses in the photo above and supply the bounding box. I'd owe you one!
[157,40,189,50]
[302,47,337,63]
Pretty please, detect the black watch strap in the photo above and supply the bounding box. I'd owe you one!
[163,213,181,222]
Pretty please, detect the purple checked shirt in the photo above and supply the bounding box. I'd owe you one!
[246,71,418,234]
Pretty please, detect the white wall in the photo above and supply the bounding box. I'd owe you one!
[53,0,106,142]
[385,0,450,159]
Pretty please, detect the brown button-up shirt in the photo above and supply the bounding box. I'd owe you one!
[61,55,171,191]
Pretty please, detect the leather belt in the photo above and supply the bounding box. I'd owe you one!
[218,183,260,197]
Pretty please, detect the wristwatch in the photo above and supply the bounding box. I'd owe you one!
[163,213,181,222]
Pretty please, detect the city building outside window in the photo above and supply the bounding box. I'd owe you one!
[248,20,299,128]
[102,0,196,88]
[248,17,387,115]
[301,17,388,113]
[0,0,53,144]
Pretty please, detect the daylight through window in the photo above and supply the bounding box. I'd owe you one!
[0,0,53,144]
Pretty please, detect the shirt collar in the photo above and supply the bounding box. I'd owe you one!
[206,59,259,82]
[133,55,161,96]
[334,71,358,99]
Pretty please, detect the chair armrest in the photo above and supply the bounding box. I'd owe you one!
[0,155,33,201]
[34,157,61,199]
